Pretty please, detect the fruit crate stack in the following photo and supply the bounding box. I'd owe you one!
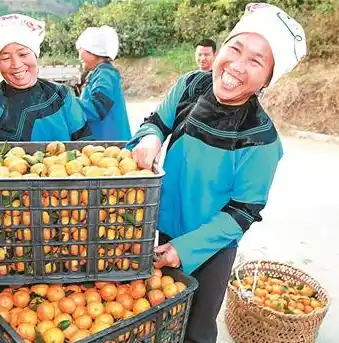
[0,141,198,343]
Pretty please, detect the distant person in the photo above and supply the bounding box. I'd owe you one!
[0,14,93,142]
[195,39,217,71]
[76,26,131,141]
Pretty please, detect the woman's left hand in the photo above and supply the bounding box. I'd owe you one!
[154,243,181,269]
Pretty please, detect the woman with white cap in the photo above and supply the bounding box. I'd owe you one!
[127,3,307,342]
[76,26,131,141]
[0,14,93,142]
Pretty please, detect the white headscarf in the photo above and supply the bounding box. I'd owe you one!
[226,3,307,87]
[76,26,119,61]
[0,14,45,57]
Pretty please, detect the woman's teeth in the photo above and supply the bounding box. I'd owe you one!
[221,71,242,89]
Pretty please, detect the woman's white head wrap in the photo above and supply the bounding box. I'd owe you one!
[76,26,119,61]
[225,3,307,87]
[0,14,45,57]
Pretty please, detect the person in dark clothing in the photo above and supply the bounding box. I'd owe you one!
[195,39,217,72]
[0,14,93,142]
[127,3,307,343]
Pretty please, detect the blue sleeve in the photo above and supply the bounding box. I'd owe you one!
[126,72,195,149]
[171,140,283,275]
[63,91,94,141]
[79,68,115,122]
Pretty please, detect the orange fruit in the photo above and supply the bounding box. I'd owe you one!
[310,299,322,309]
[122,310,134,320]
[95,282,112,290]
[85,290,101,304]
[300,286,314,297]
[304,305,314,314]
[175,282,187,293]
[0,293,13,310]
[63,323,79,340]
[37,301,55,321]
[75,314,93,330]
[161,276,174,288]
[252,296,264,305]
[87,301,104,319]
[31,284,49,297]
[133,298,151,315]
[69,292,86,307]
[116,285,130,297]
[64,285,82,293]
[47,286,65,302]
[0,306,10,322]
[146,276,162,290]
[54,313,72,327]
[117,294,134,311]
[100,284,117,301]
[1,288,13,295]
[18,309,38,326]
[153,269,162,278]
[58,297,76,314]
[130,283,146,300]
[254,288,268,298]
[51,301,62,317]
[70,329,91,342]
[105,301,124,320]
[9,307,22,327]
[13,290,30,308]
[17,323,36,341]
[94,313,114,326]
[72,305,87,320]
[147,290,165,306]
[90,322,110,334]
[163,283,178,298]
[296,302,305,311]
[36,320,55,334]
[42,327,65,343]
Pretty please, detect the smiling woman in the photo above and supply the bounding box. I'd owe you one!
[0,14,93,142]
[126,3,307,343]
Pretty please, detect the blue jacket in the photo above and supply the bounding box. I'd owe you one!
[127,71,283,275]
[0,79,93,141]
[79,62,131,141]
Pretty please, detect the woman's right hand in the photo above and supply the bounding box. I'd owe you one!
[131,134,162,170]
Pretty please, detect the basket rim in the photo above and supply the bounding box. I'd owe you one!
[227,259,330,319]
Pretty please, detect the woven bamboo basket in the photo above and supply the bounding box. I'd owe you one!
[225,260,330,343]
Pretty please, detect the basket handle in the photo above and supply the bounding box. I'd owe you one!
[235,260,262,303]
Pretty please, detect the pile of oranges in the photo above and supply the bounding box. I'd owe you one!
[231,273,326,315]
[0,269,186,343]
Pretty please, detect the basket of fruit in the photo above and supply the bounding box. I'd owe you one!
[225,260,329,343]
[0,267,198,343]
[0,141,164,285]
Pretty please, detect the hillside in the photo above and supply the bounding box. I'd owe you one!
[0,0,110,17]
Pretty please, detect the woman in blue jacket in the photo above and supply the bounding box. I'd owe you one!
[76,26,131,141]
[127,3,307,343]
[0,14,93,142]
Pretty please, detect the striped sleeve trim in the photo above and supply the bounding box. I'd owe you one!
[221,200,264,233]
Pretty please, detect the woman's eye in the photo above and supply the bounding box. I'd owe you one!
[251,59,262,66]
[230,46,240,53]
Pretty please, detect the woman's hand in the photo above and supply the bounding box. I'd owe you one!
[132,134,162,169]
[154,243,181,269]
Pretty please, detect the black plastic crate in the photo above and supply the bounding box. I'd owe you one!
[0,142,164,285]
[0,268,198,343]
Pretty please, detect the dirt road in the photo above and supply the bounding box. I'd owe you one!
[126,100,339,343]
